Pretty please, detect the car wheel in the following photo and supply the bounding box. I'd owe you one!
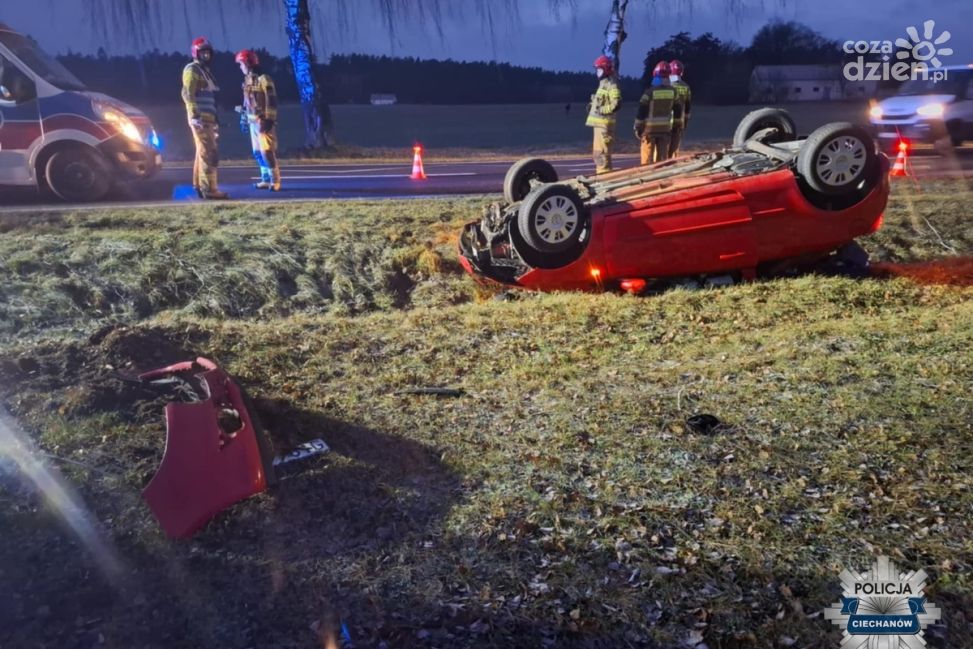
[518,184,588,255]
[504,158,559,203]
[947,120,964,147]
[797,122,878,196]
[732,108,797,148]
[45,147,112,202]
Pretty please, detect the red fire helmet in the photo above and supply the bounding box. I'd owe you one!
[652,61,671,78]
[594,55,615,76]
[191,37,213,60]
[235,49,259,67]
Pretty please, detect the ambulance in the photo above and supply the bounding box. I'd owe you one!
[0,22,162,202]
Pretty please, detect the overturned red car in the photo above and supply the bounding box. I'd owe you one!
[459,109,890,292]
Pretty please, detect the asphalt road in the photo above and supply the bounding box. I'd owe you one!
[0,148,971,212]
[161,155,628,201]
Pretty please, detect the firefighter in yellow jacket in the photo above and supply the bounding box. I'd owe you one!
[668,59,692,158]
[635,61,676,165]
[586,55,622,174]
[182,37,228,200]
[236,50,281,191]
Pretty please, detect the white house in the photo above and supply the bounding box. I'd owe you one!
[370,94,398,106]
[749,65,878,102]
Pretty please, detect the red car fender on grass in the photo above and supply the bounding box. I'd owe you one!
[139,358,275,539]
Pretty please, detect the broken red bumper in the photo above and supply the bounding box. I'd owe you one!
[139,358,276,539]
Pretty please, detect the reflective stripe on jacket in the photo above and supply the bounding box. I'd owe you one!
[672,80,692,129]
[182,62,219,123]
[243,73,278,122]
[586,78,622,128]
[635,86,675,135]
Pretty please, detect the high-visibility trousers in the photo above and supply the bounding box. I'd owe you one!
[640,134,671,166]
[668,128,685,159]
[249,121,281,188]
[592,125,615,174]
[191,122,220,194]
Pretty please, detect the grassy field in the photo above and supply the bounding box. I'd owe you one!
[145,102,869,161]
[1,179,971,648]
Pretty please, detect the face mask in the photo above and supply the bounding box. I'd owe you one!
[596,68,605,79]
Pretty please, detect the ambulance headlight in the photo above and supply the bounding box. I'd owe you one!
[94,102,143,143]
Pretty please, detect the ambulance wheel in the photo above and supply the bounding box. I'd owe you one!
[518,184,588,255]
[504,158,559,203]
[733,108,797,147]
[45,147,112,202]
[797,122,878,196]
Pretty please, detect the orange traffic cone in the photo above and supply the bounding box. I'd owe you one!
[890,144,909,177]
[411,145,427,180]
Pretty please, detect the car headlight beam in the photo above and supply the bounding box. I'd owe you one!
[916,103,945,118]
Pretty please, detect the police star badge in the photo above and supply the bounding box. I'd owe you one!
[824,555,941,648]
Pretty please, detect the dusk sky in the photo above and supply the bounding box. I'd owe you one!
[6,0,972,72]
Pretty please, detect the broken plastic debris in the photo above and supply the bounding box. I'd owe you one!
[273,439,330,467]
[395,387,465,397]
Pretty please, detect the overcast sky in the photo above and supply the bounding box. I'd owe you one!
[5,0,972,72]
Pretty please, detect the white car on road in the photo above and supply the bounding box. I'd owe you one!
[869,65,973,150]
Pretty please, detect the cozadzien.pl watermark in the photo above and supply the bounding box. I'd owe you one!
[843,19,954,83]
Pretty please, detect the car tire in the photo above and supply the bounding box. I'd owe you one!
[504,157,559,203]
[45,147,112,203]
[732,108,797,148]
[518,184,588,255]
[797,122,878,197]
[944,119,963,148]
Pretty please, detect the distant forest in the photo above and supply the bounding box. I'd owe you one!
[57,50,644,106]
[55,20,859,106]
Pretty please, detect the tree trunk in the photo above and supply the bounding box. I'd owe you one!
[283,0,333,149]
[602,0,629,75]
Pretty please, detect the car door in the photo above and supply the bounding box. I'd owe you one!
[601,186,759,279]
[0,52,40,185]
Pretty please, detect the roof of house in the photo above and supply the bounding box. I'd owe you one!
[750,65,844,81]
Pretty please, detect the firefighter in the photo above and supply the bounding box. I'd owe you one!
[182,37,228,199]
[236,50,280,191]
[634,61,675,165]
[586,55,622,174]
[668,60,692,158]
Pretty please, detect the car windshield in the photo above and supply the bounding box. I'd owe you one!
[897,71,971,96]
[0,30,86,91]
